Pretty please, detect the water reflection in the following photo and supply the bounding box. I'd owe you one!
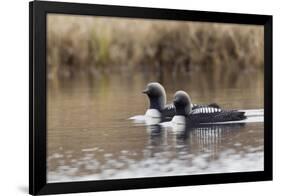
[48,120,263,182]
[147,122,246,152]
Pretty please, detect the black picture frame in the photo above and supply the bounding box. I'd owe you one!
[29,1,273,195]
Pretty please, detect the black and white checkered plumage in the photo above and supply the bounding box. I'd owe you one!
[190,106,222,114]
[172,91,246,125]
[187,108,246,124]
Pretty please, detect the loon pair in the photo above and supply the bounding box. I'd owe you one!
[142,82,246,125]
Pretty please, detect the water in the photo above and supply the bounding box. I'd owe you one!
[47,71,264,183]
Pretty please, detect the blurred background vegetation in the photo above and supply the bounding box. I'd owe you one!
[47,14,264,81]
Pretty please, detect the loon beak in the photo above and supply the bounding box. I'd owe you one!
[142,89,149,94]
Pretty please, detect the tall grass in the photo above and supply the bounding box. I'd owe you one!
[47,14,264,80]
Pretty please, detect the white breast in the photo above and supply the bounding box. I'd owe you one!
[171,115,186,125]
[144,109,161,125]
[171,115,186,132]
[145,109,161,118]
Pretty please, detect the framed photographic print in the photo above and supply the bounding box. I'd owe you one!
[29,1,272,195]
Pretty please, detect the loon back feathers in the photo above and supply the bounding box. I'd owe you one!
[192,103,221,110]
[187,110,246,124]
[190,106,222,114]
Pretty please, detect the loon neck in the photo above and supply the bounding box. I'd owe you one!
[149,96,165,111]
[175,107,188,116]
[175,103,191,116]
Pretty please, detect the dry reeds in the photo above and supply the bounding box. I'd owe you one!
[47,14,264,80]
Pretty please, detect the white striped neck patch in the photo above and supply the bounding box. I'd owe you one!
[191,107,222,114]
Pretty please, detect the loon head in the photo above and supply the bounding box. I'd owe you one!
[142,82,166,111]
[171,91,192,128]
[173,91,192,116]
